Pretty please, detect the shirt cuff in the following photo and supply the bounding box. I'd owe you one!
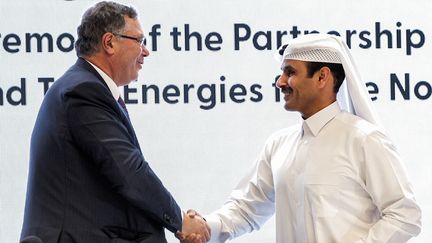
[205,213,224,243]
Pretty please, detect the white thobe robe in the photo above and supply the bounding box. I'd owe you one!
[207,102,421,243]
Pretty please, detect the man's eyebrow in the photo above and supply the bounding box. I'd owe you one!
[283,65,295,72]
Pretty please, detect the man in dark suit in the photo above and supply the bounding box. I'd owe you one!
[20,2,209,243]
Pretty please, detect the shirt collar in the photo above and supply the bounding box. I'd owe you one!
[85,59,120,100]
[303,102,341,137]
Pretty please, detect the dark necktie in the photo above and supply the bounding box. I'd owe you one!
[117,97,129,117]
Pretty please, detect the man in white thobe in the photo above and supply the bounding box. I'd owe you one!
[204,34,422,243]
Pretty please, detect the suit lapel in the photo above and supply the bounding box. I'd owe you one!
[75,58,142,152]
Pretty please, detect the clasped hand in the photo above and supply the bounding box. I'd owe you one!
[176,210,211,243]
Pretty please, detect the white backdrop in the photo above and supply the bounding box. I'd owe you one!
[1,0,431,242]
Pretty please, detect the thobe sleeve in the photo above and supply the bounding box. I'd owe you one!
[206,137,277,243]
[357,131,422,243]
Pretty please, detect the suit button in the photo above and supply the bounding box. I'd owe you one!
[163,213,173,224]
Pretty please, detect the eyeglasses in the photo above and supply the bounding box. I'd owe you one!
[113,33,146,46]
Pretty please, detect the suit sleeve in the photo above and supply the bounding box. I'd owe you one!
[63,81,182,233]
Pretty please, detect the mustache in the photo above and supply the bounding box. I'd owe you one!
[280,86,292,94]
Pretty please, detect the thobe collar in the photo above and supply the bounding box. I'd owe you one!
[85,59,120,100]
[303,102,341,137]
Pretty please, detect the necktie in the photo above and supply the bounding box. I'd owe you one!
[117,97,129,116]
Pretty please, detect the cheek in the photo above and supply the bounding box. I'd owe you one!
[123,49,139,61]
[289,77,302,91]
[288,78,293,87]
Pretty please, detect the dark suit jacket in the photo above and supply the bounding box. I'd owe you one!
[21,58,182,243]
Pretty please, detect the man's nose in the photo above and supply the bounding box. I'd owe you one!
[141,44,150,57]
[276,74,286,88]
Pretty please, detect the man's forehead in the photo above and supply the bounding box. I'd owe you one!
[282,59,307,69]
[123,17,143,32]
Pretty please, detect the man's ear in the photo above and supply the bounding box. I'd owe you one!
[101,32,115,54]
[317,66,332,89]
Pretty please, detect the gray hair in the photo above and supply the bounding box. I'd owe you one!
[75,1,138,56]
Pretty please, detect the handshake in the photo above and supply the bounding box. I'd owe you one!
[176,209,211,243]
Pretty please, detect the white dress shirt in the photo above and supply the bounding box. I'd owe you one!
[207,102,421,243]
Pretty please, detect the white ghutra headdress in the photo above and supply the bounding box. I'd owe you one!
[276,34,381,127]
